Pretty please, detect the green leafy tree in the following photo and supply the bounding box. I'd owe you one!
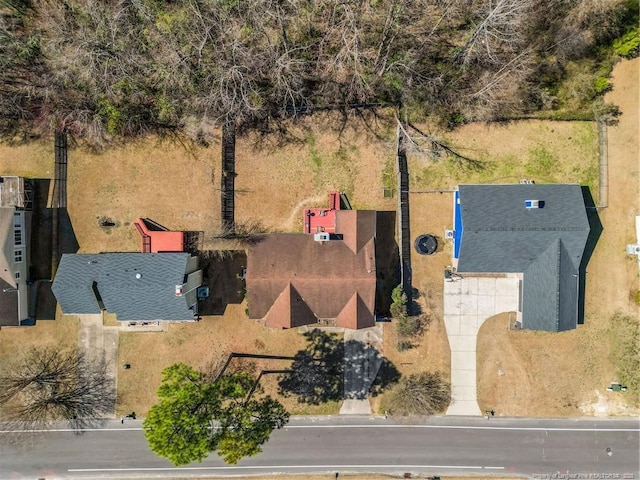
[143,363,289,466]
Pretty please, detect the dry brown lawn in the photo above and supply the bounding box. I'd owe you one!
[0,309,78,358]
[66,137,221,253]
[0,140,54,179]
[234,113,397,232]
[1,61,636,419]
[408,120,598,192]
[117,304,311,416]
[476,58,640,417]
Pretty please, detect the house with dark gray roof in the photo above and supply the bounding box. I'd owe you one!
[452,184,590,332]
[52,253,202,321]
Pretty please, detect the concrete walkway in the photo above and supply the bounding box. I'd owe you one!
[443,276,519,416]
[78,314,119,416]
[339,325,383,415]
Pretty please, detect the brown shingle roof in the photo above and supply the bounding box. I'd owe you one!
[247,210,376,329]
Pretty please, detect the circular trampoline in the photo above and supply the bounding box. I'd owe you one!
[414,234,438,255]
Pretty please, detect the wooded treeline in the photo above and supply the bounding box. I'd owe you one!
[1,0,637,146]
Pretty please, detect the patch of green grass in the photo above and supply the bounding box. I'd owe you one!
[613,26,639,58]
[594,77,611,94]
[306,134,323,168]
[525,145,558,179]
[287,400,342,415]
[382,156,395,190]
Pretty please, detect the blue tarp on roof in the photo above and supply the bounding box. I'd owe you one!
[453,189,463,259]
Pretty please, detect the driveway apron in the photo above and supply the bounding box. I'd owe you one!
[443,276,519,415]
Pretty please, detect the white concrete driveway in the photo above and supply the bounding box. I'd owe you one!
[443,276,519,416]
[78,314,119,416]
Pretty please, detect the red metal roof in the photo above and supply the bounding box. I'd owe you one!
[303,192,341,234]
[134,218,184,253]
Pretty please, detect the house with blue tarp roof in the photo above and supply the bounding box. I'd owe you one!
[452,184,591,332]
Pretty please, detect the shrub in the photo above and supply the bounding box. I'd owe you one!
[613,27,640,58]
[594,77,611,94]
[396,315,424,338]
[390,284,407,320]
[387,371,451,416]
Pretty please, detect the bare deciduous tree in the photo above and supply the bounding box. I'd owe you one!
[0,347,115,433]
[0,0,633,143]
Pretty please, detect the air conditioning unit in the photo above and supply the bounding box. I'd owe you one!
[444,229,454,239]
[626,244,640,255]
[314,232,330,242]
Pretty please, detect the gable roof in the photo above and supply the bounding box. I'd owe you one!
[247,210,376,329]
[456,184,590,331]
[52,253,201,321]
[0,208,17,288]
[263,283,318,329]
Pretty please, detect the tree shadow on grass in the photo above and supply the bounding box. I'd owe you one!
[278,330,401,404]
[343,339,401,400]
[278,330,344,405]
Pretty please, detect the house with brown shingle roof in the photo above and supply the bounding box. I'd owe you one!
[246,209,377,329]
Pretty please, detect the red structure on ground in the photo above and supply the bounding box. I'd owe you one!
[134,218,184,253]
[303,192,341,234]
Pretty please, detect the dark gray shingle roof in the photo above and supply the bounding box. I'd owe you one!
[52,253,200,321]
[456,184,590,331]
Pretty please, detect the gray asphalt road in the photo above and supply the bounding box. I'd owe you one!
[2,416,639,479]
